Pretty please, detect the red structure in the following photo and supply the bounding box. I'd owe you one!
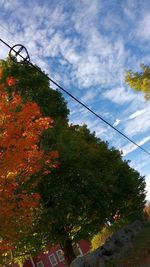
[23,240,90,267]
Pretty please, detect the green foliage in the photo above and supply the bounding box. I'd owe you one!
[0,59,69,120]
[125,64,150,100]
[0,58,146,265]
[37,124,146,256]
[0,224,46,266]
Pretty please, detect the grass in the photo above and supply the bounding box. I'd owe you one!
[108,222,150,267]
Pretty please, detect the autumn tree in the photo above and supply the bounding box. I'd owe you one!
[0,58,69,122]
[0,70,58,265]
[0,59,146,265]
[125,64,150,100]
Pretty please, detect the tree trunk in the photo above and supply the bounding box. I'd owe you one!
[60,237,76,266]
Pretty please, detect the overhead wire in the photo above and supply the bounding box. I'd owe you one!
[0,24,20,50]
[0,37,150,156]
[0,24,14,38]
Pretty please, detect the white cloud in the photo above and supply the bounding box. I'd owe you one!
[102,86,135,104]
[121,136,150,156]
[73,35,125,88]
[124,105,150,137]
[121,0,138,21]
[72,0,100,35]
[0,0,19,11]
[0,0,126,90]
[128,108,148,120]
[136,13,150,40]
[113,119,121,127]
[81,91,98,103]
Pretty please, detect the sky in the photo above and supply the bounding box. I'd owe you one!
[0,0,150,199]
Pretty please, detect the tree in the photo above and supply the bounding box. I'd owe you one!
[0,58,146,265]
[37,125,146,264]
[125,64,150,100]
[0,58,69,121]
[0,74,58,264]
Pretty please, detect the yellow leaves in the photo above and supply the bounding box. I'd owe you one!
[141,77,150,93]
[70,225,81,239]
[125,65,150,99]
[6,171,17,179]
[143,77,149,85]
[36,117,53,130]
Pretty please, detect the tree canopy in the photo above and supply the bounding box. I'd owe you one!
[0,59,69,121]
[37,124,146,264]
[0,65,58,265]
[0,58,146,266]
[125,64,150,100]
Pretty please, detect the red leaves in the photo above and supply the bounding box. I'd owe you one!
[0,240,14,251]
[32,193,41,199]
[0,68,3,79]
[6,76,17,86]
[0,88,56,177]
[0,76,59,247]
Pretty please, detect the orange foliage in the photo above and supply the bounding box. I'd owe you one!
[0,76,58,248]
[0,68,3,79]
[6,76,17,86]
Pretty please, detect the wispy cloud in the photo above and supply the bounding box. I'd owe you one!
[136,13,150,41]
[102,86,135,104]
[0,0,125,89]
[113,119,121,127]
[124,105,150,137]
[121,136,150,156]
[81,91,98,103]
[0,0,150,184]
[128,108,148,120]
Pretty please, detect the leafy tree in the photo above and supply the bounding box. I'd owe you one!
[125,64,150,100]
[0,59,146,265]
[37,125,146,264]
[0,69,58,265]
[0,58,69,121]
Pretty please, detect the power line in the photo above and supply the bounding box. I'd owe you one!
[0,38,12,50]
[0,37,150,156]
[0,25,15,40]
[0,25,19,52]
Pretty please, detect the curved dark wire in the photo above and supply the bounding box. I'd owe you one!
[9,44,30,63]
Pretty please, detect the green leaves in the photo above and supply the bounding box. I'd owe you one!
[0,58,146,265]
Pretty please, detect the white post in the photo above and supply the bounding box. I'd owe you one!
[30,257,36,267]
[10,250,14,267]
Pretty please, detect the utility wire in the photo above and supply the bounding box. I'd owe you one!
[0,25,15,41]
[0,37,150,156]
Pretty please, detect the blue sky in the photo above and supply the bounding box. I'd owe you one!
[1,0,150,199]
